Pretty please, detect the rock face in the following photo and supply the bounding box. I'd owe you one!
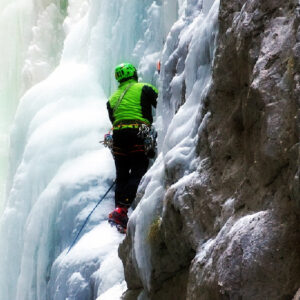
[120,0,300,299]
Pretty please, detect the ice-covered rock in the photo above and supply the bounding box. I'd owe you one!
[1,0,299,299]
[120,0,300,299]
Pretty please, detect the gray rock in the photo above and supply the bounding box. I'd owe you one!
[120,0,300,298]
[293,288,300,300]
[187,211,300,300]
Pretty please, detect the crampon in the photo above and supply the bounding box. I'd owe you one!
[108,221,127,234]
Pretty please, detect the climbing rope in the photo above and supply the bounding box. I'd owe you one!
[66,180,116,255]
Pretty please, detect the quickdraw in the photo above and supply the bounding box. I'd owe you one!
[100,132,113,152]
[138,124,157,158]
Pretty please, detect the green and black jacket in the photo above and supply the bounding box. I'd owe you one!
[107,79,158,127]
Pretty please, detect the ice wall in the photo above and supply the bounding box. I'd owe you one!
[0,0,219,300]
[0,0,65,211]
[0,0,189,299]
[0,0,32,211]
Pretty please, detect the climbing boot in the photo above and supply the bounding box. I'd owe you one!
[108,206,128,233]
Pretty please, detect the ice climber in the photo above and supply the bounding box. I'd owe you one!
[106,62,158,233]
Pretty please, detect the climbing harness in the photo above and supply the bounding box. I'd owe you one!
[138,124,157,158]
[101,124,157,157]
[113,122,146,130]
[66,181,116,255]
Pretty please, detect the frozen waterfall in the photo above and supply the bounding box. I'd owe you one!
[0,0,218,299]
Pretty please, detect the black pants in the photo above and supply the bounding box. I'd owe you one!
[113,128,149,208]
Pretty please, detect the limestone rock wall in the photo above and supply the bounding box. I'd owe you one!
[120,0,300,299]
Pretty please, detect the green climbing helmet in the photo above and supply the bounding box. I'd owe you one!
[115,63,137,82]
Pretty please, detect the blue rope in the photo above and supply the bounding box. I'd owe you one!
[66,180,115,255]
